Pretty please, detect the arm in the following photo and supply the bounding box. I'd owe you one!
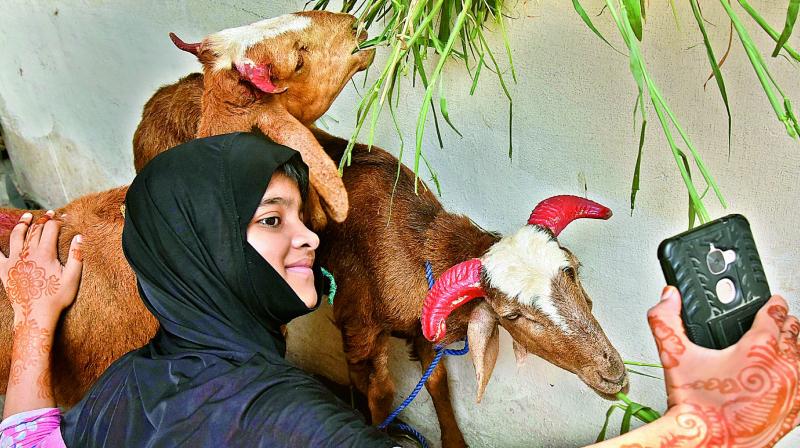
[1,210,83,417]
[588,286,800,447]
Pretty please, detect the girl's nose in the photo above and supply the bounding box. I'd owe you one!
[292,222,320,250]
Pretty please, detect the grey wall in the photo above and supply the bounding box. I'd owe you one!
[1,0,798,446]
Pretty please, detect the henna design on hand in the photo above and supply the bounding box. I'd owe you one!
[649,315,686,369]
[71,245,83,262]
[36,369,53,400]
[657,337,800,447]
[4,215,63,388]
[9,318,52,386]
[6,260,61,313]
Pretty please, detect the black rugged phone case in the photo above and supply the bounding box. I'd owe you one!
[657,214,771,349]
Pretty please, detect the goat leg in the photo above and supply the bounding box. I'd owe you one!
[413,335,468,448]
[255,107,348,223]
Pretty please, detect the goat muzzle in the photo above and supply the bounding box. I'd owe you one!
[421,258,485,342]
[527,195,612,237]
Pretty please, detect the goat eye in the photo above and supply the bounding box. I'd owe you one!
[563,267,576,280]
[504,313,521,321]
[295,54,305,71]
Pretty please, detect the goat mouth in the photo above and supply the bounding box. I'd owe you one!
[355,47,376,71]
[579,371,629,400]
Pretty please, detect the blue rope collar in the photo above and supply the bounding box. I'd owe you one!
[378,261,470,448]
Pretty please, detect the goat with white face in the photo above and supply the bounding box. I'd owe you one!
[146,11,375,226]
[423,197,628,403]
[312,131,628,448]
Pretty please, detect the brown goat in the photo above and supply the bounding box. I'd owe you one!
[133,72,629,446]
[312,131,628,448]
[0,10,372,406]
[156,10,374,227]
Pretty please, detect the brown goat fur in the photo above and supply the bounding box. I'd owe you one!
[132,73,203,173]
[0,187,157,405]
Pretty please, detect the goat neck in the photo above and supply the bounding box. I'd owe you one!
[421,212,500,345]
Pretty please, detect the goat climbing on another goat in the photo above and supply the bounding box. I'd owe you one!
[139,10,374,227]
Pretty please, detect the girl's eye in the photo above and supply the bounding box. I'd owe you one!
[258,216,281,227]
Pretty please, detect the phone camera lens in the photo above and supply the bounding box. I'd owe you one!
[707,247,727,274]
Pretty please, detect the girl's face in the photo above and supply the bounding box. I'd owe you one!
[246,173,320,308]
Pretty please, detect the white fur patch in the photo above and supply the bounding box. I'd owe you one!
[482,226,569,329]
[206,14,312,71]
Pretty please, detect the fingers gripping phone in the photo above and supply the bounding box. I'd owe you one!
[658,214,771,349]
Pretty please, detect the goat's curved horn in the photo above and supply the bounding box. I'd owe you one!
[421,259,485,342]
[235,60,288,94]
[169,33,201,56]
[527,195,612,237]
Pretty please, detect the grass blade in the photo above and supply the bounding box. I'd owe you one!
[620,402,637,433]
[630,116,646,214]
[596,404,622,442]
[439,78,463,137]
[737,0,800,62]
[772,0,800,57]
[690,0,732,156]
[721,0,800,138]
[623,0,643,41]
[626,367,662,380]
[414,0,471,191]
[572,0,626,55]
[494,0,517,82]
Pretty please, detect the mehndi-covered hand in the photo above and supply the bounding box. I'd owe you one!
[647,286,800,447]
[0,210,83,319]
[1,211,83,413]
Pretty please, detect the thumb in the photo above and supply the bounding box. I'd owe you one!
[647,286,690,369]
[63,234,84,285]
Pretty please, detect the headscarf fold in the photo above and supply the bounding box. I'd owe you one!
[61,132,394,447]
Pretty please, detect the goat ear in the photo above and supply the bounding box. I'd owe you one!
[235,59,288,94]
[467,301,500,403]
[512,340,528,367]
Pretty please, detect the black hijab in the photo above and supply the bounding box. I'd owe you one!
[61,132,395,447]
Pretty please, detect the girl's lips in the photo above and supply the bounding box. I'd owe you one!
[286,266,313,275]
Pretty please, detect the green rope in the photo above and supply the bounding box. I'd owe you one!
[320,267,337,305]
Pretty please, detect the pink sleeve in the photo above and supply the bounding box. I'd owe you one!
[0,408,66,448]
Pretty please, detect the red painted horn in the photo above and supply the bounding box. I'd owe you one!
[169,32,201,56]
[527,195,612,237]
[421,259,485,342]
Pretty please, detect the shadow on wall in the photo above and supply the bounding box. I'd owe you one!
[0,121,41,209]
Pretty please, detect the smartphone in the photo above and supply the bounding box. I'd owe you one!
[657,214,771,349]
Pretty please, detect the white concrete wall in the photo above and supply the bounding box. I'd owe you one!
[1,0,799,446]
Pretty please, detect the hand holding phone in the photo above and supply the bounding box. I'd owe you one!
[643,287,800,447]
[658,214,770,349]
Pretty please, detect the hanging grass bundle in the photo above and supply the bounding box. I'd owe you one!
[313,0,516,194]
[316,0,798,226]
